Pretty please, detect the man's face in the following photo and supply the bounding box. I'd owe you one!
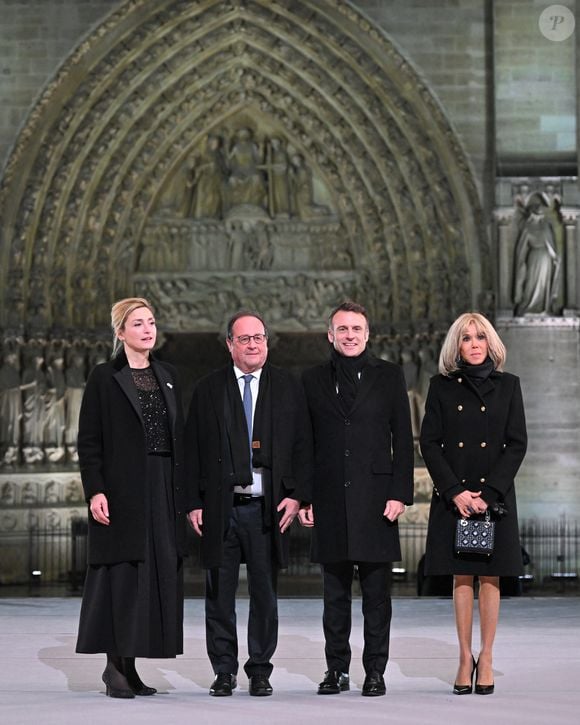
[226,315,269,373]
[328,311,369,357]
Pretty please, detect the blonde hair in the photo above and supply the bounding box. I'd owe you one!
[438,312,506,375]
[111,297,154,357]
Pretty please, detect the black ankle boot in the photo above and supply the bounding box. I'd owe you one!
[102,655,134,699]
[122,657,157,696]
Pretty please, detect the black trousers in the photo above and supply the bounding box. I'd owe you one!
[205,498,278,677]
[322,561,392,675]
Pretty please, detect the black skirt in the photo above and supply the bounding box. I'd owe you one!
[76,454,183,657]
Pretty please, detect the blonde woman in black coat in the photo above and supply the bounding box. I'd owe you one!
[420,313,527,696]
[76,298,187,698]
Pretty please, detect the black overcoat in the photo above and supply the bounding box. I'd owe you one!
[184,363,313,570]
[302,356,414,564]
[77,351,187,565]
[420,370,527,576]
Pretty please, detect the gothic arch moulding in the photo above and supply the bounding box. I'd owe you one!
[0,0,489,336]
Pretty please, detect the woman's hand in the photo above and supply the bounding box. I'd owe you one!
[89,493,110,525]
[452,490,483,518]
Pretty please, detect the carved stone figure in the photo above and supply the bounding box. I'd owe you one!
[513,192,564,316]
[189,134,227,219]
[266,137,290,217]
[21,348,47,464]
[289,154,328,220]
[0,352,22,465]
[64,350,86,462]
[44,351,66,463]
[227,127,267,209]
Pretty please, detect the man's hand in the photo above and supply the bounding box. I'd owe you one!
[277,497,300,533]
[298,504,314,527]
[188,508,203,536]
[89,493,110,525]
[383,499,405,522]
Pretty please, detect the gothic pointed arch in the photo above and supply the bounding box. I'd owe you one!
[0,0,488,335]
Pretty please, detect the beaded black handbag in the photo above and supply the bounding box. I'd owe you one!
[455,511,495,556]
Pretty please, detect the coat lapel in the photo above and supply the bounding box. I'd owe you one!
[348,358,382,415]
[113,365,145,431]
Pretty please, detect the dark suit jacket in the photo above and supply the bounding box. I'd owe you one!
[184,363,313,570]
[303,355,414,563]
[77,351,187,565]
[420,370,527,575]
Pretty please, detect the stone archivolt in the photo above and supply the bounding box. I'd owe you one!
[0,0,486,336]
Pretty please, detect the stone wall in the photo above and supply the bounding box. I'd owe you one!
[0,0,118,171]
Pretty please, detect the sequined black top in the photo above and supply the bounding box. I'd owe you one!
[131,367,171,453]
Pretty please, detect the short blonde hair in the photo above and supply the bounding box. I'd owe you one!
[438,312,506,375]
[111,297,154,357]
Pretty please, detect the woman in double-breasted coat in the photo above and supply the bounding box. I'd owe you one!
[76,298,187,699]
[420,312,527,696]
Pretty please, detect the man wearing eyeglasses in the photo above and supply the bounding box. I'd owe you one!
[185,310,312,698]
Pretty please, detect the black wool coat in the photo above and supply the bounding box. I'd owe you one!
[303,356,414,564]
[420,370,527,576]
[184,363,313,570]
[78,351,187,565]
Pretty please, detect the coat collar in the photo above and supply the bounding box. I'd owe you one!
[450,368,500,400]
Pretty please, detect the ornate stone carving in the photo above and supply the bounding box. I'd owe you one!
[0,0,485,338]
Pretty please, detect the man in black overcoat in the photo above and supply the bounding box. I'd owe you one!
[185,311,312,697]
[300,301,414,696]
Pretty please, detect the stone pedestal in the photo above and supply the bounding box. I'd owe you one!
[496,316,580,519]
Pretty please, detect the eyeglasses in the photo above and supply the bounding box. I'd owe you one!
[232,334,267,345]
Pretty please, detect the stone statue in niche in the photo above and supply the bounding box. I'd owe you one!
[265,137,290,218]
[512,191,564,316]
[21,345,47,464]
[0,349,22,465]
[227,127,267,210]
[44,347,66,463]
[289,153,329,219]
[188,134,227,219]
[64,347,86,462]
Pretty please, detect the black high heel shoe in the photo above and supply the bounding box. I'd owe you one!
[102,655,135,699]
[453,655,476,695]
[474,659,494,695]
[122,657,157,696]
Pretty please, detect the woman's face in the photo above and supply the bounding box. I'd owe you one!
[459,322,488,365]
[118,306,156,356]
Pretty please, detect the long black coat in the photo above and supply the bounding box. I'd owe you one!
[77,351,187,565]
[303,356,414,563]
[420,370,527,576]
[184,363,313,570]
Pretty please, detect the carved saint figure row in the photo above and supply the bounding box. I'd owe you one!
[158,129,329,221]
[0,344,103,466]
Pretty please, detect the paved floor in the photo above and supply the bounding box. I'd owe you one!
[0,596,578,725]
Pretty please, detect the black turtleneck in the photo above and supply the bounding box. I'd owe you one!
[457,356,494,386]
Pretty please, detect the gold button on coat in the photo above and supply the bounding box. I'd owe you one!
[458,441,464,448]
[480,477,486,483]
[481,405,486,412]
[458,377,463,383]
[480,442,487,448]
[457,405,463,411]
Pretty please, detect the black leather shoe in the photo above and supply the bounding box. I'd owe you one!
[453,656,476,695]
[209,673,237,697]
[362,671,386,697]
[318,670,350,694]
[249,674,273,696]
[474,658,494,694]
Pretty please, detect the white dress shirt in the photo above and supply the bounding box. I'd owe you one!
[232,365,263,496]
